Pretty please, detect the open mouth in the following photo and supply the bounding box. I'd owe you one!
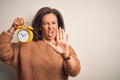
[48,30,53,37]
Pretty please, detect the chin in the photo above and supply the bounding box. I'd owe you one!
[47,37,55,41]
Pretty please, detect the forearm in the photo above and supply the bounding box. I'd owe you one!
[0,31,13,45]
[0,44,13,61]
[7,24,16,35]
[0,29,14,62]
[63,55,81,77]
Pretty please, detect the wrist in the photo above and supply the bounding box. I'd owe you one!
[7,26,16,34]
[62,53,71,60]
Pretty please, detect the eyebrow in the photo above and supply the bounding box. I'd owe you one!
[42,20,57,22]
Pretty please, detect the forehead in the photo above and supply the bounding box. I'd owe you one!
[42,13,57,21]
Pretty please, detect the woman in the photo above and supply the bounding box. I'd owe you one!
[0,7,80,80]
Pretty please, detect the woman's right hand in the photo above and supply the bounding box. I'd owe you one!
[12,18,26,29]
[8,18,26,34]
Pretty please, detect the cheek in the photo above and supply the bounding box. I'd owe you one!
[41,26,47,32]
[54,27,58,33]
[54,28,58,37]
[54,25,58,30]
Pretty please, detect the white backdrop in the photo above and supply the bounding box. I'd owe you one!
[0,0,120,80]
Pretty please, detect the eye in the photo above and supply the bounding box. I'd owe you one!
[42,22,49,25]
[52,22,57,25]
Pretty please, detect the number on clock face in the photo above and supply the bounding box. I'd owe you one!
[18,30,29,42]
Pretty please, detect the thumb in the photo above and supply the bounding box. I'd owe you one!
[47,42,57,50]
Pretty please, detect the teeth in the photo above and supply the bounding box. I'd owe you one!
[48,31,52,33]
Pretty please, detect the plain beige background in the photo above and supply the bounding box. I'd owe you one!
[0,0,120,80]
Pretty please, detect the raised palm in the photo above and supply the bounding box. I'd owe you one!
[48,27,69,55]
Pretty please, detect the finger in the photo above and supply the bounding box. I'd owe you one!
[47,42,57,50]
[19,18,24,26]
[13,18,22,26]
[16,18,22,26]
[59,27,62,40]
[56,29,59,42]
[61,29,65,40]
[17,18,24,26]
[22,18,27,26]
[13,20,19,26]
[66,33,69,43]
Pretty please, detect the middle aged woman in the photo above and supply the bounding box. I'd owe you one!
[0,7,81,80]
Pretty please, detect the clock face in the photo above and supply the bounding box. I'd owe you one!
[17,30,30,42]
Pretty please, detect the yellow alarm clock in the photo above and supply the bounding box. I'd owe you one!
[17,26,33,43]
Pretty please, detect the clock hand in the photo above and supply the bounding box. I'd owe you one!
[23,34,27,37]
[20,33,24,36]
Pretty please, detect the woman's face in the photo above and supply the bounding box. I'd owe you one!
[41,13,58,42]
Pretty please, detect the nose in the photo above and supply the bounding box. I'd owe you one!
[48,23,52,29]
